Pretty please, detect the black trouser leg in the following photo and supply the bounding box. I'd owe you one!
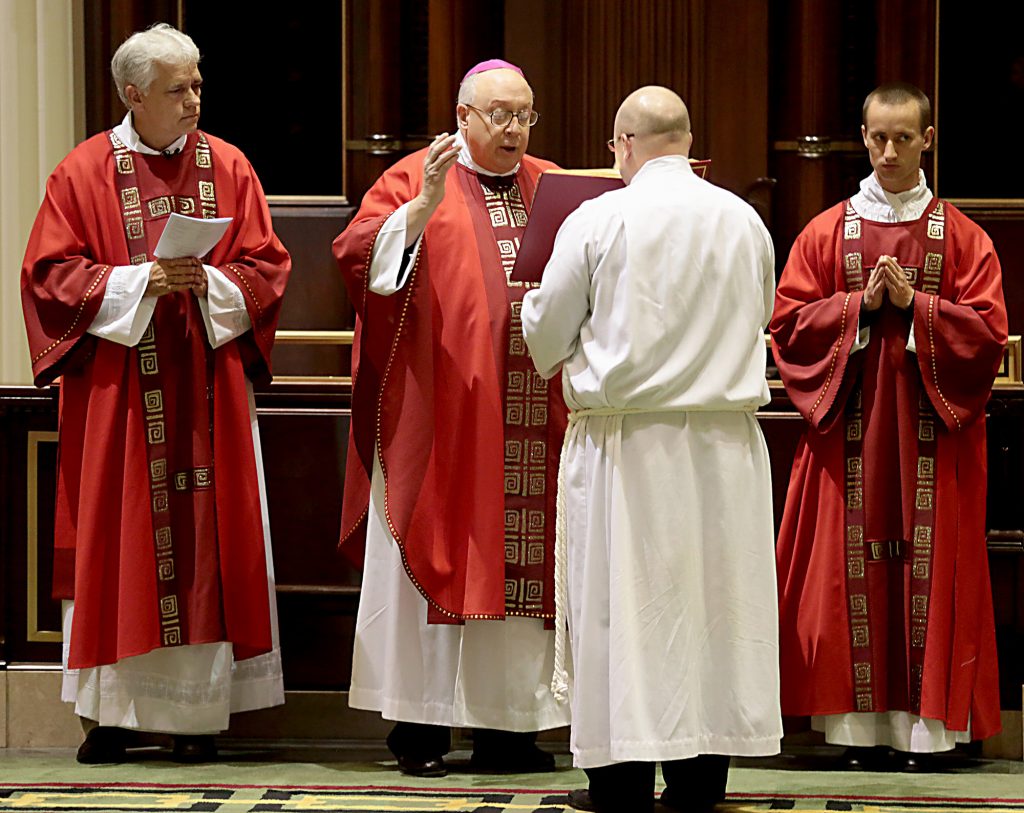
[385,722,451,759]
[472,728,537,754]
[661,755,730,811]
[585,762,656,813]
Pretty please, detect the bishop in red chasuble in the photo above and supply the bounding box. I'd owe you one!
[332,61,569,776]
[21,24,289,763]
[771,84,1005,758]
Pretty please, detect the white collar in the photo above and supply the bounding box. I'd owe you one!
[850,169,932,223]
[113,112,188,156]
[630,154,694,184]
[455,129,520,177]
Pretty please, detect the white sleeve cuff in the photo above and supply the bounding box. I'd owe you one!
[86,262,157,347]
[368,203,422,295]
[195,264,252,348]
[906,312,917,354]
[851,312,870,355]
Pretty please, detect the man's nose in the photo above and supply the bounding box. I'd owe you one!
[185,88,200,106]
[504,116,523,133]
[883,139,897,159]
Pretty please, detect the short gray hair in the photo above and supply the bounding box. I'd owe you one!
[111,23,200,107]
[457,74,479,106]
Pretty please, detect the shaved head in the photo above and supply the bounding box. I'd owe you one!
[611,86,692,184]
[614,85,691,142]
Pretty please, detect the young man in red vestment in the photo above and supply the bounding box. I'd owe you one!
[771,83,1006,768]
[21,23,290,763]
[332,60,569,777]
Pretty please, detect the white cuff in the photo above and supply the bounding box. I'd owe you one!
[195,264,252,348]
[368,203,422,296]
[907,312,917,354]
[851,312,870,355]
[86,263,157,347]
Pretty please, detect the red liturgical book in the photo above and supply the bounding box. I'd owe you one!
[511,160,710,284]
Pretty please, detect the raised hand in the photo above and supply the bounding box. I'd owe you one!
[405,133,461,246]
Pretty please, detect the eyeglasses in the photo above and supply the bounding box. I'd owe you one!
[465,104,540,128]
[606,133,636,152]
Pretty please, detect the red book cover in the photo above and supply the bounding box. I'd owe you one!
[511,160,710,283]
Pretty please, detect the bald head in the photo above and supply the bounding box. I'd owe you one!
[615,86,690,141]
[612,86,692,183]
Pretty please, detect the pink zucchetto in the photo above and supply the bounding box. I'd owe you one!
[461,59,525,82]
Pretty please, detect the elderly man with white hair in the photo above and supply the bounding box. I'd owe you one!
[332,59,570,777]
[21,23,289,763]
[522,86,783,812]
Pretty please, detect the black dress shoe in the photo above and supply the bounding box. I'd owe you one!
[171,735,217,763]
[396,754,447,777]
[839,745,891,771]
[76,726,127,764]
[567,789,598,812]
[470,742,556,773]
[900,752,936,773]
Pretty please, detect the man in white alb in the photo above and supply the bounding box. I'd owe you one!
[522,86,782,812]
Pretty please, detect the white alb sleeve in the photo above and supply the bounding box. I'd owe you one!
[195,264,253,348]
[86,263,157,347]
[368,203,423,296]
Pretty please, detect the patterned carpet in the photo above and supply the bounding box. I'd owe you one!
[2,785,1024,813]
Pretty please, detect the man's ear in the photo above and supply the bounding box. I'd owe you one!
[922,126,935,150]
[456,104,470,131]
[125,84,144,109]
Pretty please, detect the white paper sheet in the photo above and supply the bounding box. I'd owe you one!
[154,213,233,259]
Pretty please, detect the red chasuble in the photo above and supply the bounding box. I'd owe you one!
[770,199,1006,739]
[332,151,567,624]
[21,130,290,670]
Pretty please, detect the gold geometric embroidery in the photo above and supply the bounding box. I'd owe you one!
[125,217,144,240]
[912,560,930,579]
[846,420,862,441]
[157,559,175,581]
[175,472,189,491]
[176,196,196,215]
[849,594,868,615]
[917,457,935,479]
[152,489,169,513]
[918,420,935,442]
[144,390,163,413]
[148,196,172,218]
[150,458,167,482]
[845,253,863,272]
[146,420,165,445]
[162,627,182,646]
[848,556,865,578]
[193,467,212,488]
[911,594,929,617]
[911,626,927,647]
[852,625,870,647]
[915,487,934,510]
[155,527,172,549]
[160,595,179,617]
[848,524,864,544]
[856,692,873,712]
[199,181,215,202]
[140,351,159,376]
[927,219,944,240]
[116,153,135,175]
[130,253,148,265]
[925,252,943,272]
[847,488,863,510]
[844,219,861,240]
[913,525,933,548]
[853,662,872,683]
[121,187,141,210]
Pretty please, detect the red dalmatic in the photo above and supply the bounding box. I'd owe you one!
[770,199,1007,739]
[21,130,290,669]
